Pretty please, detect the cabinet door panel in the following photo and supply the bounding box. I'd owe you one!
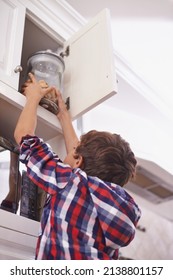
[0,0,25,89]
[63,9,117,120]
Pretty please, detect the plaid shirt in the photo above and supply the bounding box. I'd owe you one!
[19,135,141,260]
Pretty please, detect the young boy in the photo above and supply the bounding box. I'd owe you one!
[14,73,141,260]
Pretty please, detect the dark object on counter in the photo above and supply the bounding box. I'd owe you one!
[0,136,16,152]
[20,171,38,221]
[0,199,18,213]
[20,171,47,221]
[0,138,20,214]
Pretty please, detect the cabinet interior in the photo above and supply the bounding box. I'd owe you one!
[19,17,63,91]
[0,16,63,144]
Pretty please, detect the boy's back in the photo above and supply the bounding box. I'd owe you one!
[20,135,141,260]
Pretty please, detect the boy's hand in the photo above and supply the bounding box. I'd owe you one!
[22,73,54,103]
[56,88,70,121]
[55,89,79,154]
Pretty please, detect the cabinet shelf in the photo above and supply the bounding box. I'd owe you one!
[0,81,62,143]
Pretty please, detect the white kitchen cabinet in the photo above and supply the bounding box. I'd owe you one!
[0,0,117,143]
[0,0,25,89]
[0,209,38,259]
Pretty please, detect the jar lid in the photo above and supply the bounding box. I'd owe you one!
[28,49,65,70]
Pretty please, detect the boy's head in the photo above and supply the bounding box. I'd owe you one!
[74,130,137,186]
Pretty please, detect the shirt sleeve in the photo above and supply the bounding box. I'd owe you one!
[19,135,72,195]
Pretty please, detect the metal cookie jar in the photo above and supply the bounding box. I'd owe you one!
[27,49,65,114]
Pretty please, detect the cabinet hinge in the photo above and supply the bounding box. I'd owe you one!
[65,97,70,110]
[60,46,70,58]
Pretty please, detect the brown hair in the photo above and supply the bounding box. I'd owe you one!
[75,130,137,186]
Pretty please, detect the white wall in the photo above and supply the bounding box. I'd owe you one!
[120,192,173,260]
[82,104,173,175]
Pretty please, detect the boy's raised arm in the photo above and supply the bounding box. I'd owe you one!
[56,90,79,154]
[14,72,79,152]
[14,73,53,145]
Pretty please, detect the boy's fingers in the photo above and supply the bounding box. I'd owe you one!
[55,88,62,98]
[28,72,36,83]
[44,86,54,96]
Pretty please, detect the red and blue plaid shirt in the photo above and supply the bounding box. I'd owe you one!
[19,135,141,260]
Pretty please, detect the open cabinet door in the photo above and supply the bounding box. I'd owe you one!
[63,9,117,120]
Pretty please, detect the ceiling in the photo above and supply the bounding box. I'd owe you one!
[65,0,173,221]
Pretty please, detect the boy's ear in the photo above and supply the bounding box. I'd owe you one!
[74,155,83,168]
